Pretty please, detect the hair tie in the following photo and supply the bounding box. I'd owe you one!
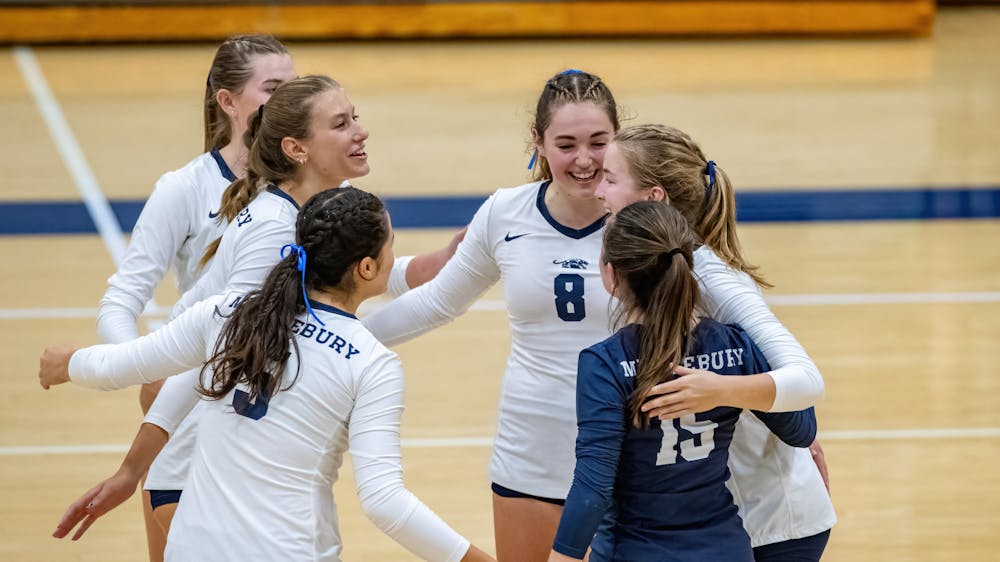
[527,148,539,170]
[657,247,686,271]
[561,69,584,75]
[280,243,326,326]
[704,160,716,203]
[257,104,265,122]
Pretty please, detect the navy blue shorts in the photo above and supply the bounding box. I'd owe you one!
[147,489,182,510]
[491,482,565,506]
[753,529,831,562]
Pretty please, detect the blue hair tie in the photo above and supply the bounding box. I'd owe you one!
[561,69,584,75]
[527,148,539,170]
[704,160,717,203]
[280,243,326,326]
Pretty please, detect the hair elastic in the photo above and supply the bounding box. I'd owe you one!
[704,160,716,202]
[280,243,326,326]
[658,247,686,271]
[257,104,265,122]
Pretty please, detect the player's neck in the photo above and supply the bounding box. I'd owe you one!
[278,175,346,208]
[544,182,607,229]
[308,288,363,317]
[216,142,248,178]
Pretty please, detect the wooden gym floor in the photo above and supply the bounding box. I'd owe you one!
[1,7,999,561]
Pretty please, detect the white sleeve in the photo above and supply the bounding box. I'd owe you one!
[695,248,824,411]
[143,369,202,436]
[69,298,217,391]
[98,171,196,343]
[362,195,501,347]
[351,353,470,562]
[386,255,414,298]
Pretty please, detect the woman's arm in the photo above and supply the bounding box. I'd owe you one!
[551,349,628,560]
[642,248,824,419]
[350,352,485,561]
[363,197,500,347]
[97,171,197,343]
[39,297,219,391]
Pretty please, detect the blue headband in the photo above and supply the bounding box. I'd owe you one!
[280,243,325,326]
[561,69,584,75]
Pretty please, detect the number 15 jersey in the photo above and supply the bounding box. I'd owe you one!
[363,180,611,499]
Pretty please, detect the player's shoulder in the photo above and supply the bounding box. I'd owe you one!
[488,180,546,211]
[691,316,748,345]
[154,152,230,198]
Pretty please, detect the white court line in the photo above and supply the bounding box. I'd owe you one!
[13,47,128,265]
[2,428,998,456]
[3,291,1000,321]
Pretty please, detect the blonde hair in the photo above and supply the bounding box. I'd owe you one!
[613,124,770,288]
[204,34,288,152]
[200,75,341,267]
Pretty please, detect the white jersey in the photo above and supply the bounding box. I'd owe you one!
[97,150,234,343]
[71,294,469,562]
[364,181,612,499]
[363,181,832,542]
[694,247,834,545]
[146,185,412,490]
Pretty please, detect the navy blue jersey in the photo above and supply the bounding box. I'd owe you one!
[553,318,817,561]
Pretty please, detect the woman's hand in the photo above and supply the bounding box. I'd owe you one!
[39,346,76,389]
[641,366,732,420]
[52,468,141,540]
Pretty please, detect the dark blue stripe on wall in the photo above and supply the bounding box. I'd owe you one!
[1,187,998,235]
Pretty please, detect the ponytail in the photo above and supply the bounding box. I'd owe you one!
[199,109,265,268]
[602,201,701,429]
[627,247,698,429]
[613,125,770,289]
[199,253,304,402]
[694,164,770,288]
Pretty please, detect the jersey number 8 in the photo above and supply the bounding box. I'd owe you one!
[554,273,585,322]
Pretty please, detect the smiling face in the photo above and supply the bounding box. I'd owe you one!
[536,101,615,199]
[297,88,370,186]
[596,141,648,215]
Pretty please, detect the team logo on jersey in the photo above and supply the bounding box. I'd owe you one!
[553,258,588,270]
[504,232,530,242]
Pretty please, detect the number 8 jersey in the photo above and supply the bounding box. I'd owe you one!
[364,180,611,500]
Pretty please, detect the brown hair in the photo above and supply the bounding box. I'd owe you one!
[199,187,390,402]
[603,201,700,428]
[204,34,288,153]
[201,75,342,267]
[613,124,770,288]
[530,70,621,182]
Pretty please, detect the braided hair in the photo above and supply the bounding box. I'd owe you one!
[199,186,389,402]
[529,69,621,182]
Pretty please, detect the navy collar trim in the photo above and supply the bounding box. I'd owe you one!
[266,184,300,210]
[308,300,358,320]
[209,148,238,182]
[535,180,608,239]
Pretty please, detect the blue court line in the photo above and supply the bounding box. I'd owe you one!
[1,187,998,235]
